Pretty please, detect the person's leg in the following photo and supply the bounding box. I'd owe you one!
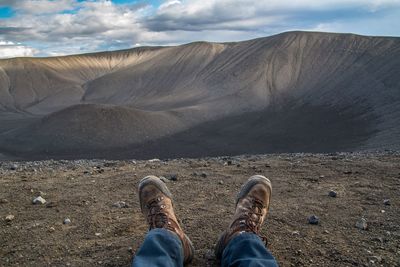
[215,175,278,267]
[222,232,278,267]
[132,228,183,267]
[132,175,194,267]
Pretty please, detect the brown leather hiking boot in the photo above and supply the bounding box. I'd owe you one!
[138,175,194,265]
[215,175,272,261]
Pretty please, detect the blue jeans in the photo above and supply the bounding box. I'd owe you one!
[132,229,278,267]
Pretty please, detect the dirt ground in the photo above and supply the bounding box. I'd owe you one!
[1,152,399,266]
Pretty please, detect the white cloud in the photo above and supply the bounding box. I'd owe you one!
[0,0,399,57]
[0,41,37,58]
[0,0,77,14]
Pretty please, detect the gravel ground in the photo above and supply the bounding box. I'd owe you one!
[1,152,399,266]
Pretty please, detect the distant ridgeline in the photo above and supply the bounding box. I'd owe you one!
[0,31,399,159]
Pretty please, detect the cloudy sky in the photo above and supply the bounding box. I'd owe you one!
[0,0,399,58]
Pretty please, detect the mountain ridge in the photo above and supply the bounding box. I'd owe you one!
[0,31,399,159]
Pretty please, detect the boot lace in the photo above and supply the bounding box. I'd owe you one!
[233,197,268,245]
[146,196,175,231]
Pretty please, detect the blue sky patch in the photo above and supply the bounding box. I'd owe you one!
[0,7,15,19]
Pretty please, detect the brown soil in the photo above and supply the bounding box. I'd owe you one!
[1,152,399,266]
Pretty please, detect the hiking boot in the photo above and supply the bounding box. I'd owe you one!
[138,175,194,265]
[215,175,272,261]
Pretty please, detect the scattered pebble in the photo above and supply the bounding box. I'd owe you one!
[95,233,102,237]
[328,190,337,197]
[49,227,56,232]
[292,231,300,236]
[63,218,71,224]
[308,215,319,225]
[200,172,207,178]
[165,174,177,181]
[5,215,15,222]
[112,201,129,208]
[218,180,224,185]
[10,164,18,170]
[383,199,390,206]
[0,199,8,204]
[148,159,160,163]
[343,171,352,174]
[369,255,383,264]
[355,218,368,230]
[32,196,46,205]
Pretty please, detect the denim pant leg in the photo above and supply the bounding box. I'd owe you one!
[222,232,279,267]
[132,228,184,267]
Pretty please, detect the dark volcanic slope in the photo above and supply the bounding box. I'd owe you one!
[0,31,399,159]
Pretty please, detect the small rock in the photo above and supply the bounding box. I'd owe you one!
[308,215,319,225]
[10,164,18,170]
[5,215,15,222]
[49,227,56,232]
[369,255,383,263]
[227,160,232,166]
[355,218,368,230]
[328,190,337,197]
[63,218,71,224]
[292,230,300,236]
[104,162,117,167]
[383,199,390,206]
[112,201,129,208]
[0,199,8,204]
[319,175,325,178]
[148,159,160,163]
[200,172,207,178]
[165,174,178,181]
[32,196,46,205]
[95,232,102,237]
[218,180,224,185]
[343,171,352,174]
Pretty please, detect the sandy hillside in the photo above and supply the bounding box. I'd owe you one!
[1,152,399,266]
[0,31,399,159]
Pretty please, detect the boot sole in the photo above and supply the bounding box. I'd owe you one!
[215,175,272,261]
[138,175,195,265]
